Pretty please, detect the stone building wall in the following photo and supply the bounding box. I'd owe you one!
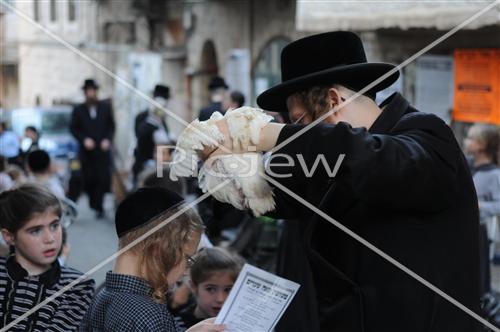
[170,0,300,117]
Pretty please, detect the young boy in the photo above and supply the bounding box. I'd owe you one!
[80,186,224,332]
[0,184,95,331]
[177,247,244,328]
[27,149,65,198]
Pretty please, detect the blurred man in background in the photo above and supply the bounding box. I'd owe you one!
[132,84,171,187]
[198,76,229,121]
[70,79,115,219]
[224,90,245,110]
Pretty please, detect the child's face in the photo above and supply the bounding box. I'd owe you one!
[192,270,235,318]
[166,232,201,287]
[1,210,62,275]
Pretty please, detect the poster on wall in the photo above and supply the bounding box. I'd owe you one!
[452,49,499,124]
[415,55,454,124]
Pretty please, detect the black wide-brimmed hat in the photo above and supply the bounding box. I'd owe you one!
[81,79,99,90]
[115,187,184,237]
[257,31,400,112]
[208,76,229,91]
[153,84,170,100]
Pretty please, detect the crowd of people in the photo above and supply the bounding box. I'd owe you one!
[0,67,256,331]
[0,30,499,331]
[0,184,244,331]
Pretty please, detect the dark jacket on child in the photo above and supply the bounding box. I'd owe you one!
[175,302,204,330]
[0,255,95,332]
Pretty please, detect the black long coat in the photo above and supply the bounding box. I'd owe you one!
[70,100,115,193]
[132,117,171,181]
[269,93,480,332]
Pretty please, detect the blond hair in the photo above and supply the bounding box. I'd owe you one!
[118,205,204,303]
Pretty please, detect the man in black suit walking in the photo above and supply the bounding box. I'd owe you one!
[70,79,115,218]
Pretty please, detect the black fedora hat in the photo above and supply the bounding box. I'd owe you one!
[153,84,170,100]
[256,31,400,112]
[208,76,229,91]
[81,79,99,90]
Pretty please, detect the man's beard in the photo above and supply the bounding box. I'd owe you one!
[86,97,97,105]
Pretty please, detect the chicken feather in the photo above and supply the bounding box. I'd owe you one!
[170,107,275,216]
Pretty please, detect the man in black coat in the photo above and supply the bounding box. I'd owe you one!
[132,84,171,186]
[198,76,229,121]
[206,32,481,331]
[134,84,170,138]
[70,79,115,218]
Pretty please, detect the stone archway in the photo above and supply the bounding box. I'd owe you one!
[191,40,219,118]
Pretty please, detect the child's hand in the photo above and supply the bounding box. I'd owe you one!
[186,318,225,332]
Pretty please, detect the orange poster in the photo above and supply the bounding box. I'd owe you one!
[452,49,500,124]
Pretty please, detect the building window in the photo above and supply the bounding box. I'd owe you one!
[68,0,76,21]
[33,0,40,21]
[49,0,57,21]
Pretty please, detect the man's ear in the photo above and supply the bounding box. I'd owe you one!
[327,88,343,109]
[1,229,15,246]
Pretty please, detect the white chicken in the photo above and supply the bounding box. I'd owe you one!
[170,107,276,216]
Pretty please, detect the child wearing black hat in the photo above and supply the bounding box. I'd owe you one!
[27,149,65,198]
[80,187,225,332]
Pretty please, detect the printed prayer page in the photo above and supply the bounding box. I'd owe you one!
[215,264,300,332]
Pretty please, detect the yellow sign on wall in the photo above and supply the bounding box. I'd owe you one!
[453,49,500,124]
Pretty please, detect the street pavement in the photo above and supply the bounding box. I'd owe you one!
[65,194,117,287]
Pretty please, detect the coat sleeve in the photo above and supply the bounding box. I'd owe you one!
[266,113,461,214]
[52,278,95,331]
[70,107,86,144]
